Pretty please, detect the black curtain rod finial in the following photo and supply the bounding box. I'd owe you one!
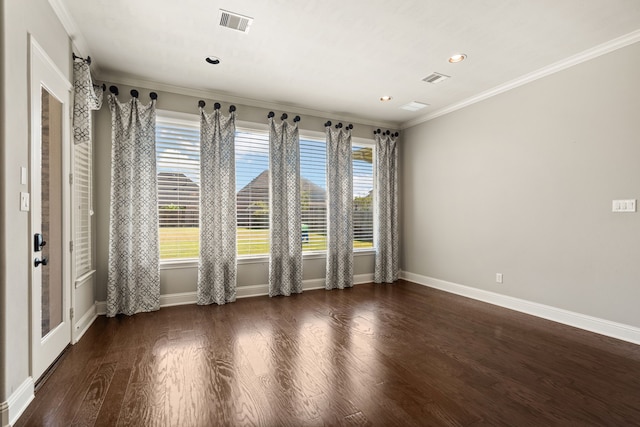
[198,100,206,108]
[130,89,139,98]
[293,115,301,123]
[73,53,91,65]
[214,102,221,110]
[229,105,236,113]
[324,121,332,127]
[281,113,288,121]
[348,124,353,130]
[268,111,275,118]
[109,85,119,95]
[150,92,158,100]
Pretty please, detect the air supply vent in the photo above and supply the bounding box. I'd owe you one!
[400,101,429,111]
[219,9,253,33]
[422,72,450,84]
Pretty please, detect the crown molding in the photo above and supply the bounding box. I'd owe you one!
[48,0,101,74]
[97,72,398,130]
[401,29,640,130]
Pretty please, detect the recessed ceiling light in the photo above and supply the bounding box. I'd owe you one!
[380,96,392,102]
[401,101,429,111]
[205,56,221,65]
[448,53,467,63]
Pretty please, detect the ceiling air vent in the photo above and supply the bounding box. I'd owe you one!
[400,101,429,112]
[422,72,450,84]
[219,9,253,33]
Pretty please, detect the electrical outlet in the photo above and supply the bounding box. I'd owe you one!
[496,273,503,284]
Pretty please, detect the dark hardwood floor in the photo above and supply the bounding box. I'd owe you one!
[16,280,640,426]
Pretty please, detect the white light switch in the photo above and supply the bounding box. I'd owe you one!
[20,192,30,212]
[612,199,636,213]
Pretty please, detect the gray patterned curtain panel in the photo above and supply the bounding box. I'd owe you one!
[374,132,399,283]
[325,126,354,290]
[106,94,160,317]
[72,61,102,145]
[197,108,237,305]
[268,117,303,297]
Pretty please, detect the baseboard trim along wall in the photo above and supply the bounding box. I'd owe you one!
[400,271,640,346]
[73,304,98,344]
[96,273,375,315]
[0,377,34,427]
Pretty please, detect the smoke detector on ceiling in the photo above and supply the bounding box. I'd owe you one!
[422,72,450,84]
[219,9,254,33]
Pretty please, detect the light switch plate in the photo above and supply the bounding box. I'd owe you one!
[20,192,30,211]
[612,199,636,213]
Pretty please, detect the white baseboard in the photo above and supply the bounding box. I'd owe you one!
[400,270,640,346]
[95,273,374,314]
[0,377,34,426]
[72,304,98,344]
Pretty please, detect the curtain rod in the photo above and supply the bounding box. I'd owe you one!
[324,121,354,130]
[198,100,236,113]
[374,129,399,137]
[72,52,91,65]
[268,111,301,122]
[109,85,157,100]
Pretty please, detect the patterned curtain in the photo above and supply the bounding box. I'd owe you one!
[197,108,237,305]
[374,132,399,283]
[325,125,353,289]
[269,117,303,296]
[106,94,160,317]
[72,60,103,145]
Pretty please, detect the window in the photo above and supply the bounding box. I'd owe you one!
[74,140,93,276]
[236,129,270,256]
[156,113,375,261]
[300,137,327,252]
[352,144,374,249]
[156,116,200,260]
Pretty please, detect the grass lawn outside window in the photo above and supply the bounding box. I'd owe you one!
[159,227,373,260]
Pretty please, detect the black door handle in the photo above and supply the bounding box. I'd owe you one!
[34,257,48,267]
[34,233,47,252]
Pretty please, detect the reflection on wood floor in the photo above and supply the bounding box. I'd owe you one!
[16,280,640,426]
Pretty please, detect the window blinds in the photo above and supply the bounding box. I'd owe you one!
[74,140,93,276]
[156,118,201,259]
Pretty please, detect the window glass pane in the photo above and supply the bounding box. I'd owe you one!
[300,138,327,251]
[353,145,374,248]
[236,129,270,256]
[156,119,200,259]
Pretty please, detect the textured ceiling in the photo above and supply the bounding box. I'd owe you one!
[55,0,640,126]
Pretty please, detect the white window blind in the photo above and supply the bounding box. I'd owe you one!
[156,117,200,260]
[74,140,92,276]
[352,144,374,249]
[236,129,270,256]
[155,114,375,261]
[300,137,327,252]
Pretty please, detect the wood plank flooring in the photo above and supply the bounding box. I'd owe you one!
[16,280,640,426]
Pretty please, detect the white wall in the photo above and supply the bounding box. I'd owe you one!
[92,83,380,302]
[401,41,640,328]
[1,0,71,411]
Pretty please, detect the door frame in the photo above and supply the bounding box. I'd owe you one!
[29,35,73,381]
